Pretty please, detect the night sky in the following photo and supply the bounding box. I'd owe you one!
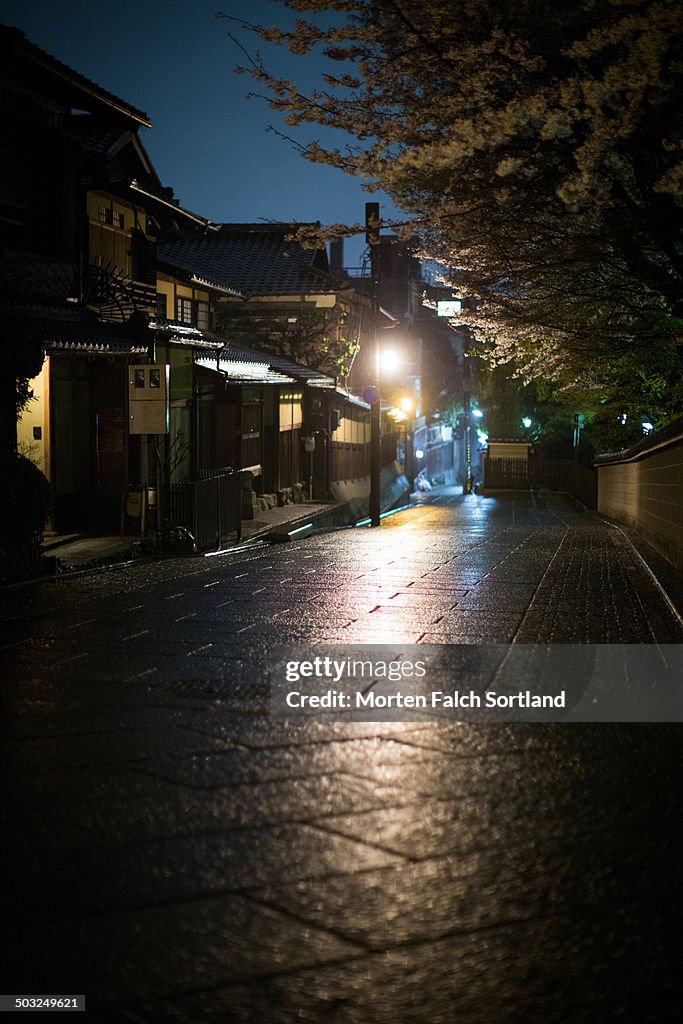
[2,0,388,268]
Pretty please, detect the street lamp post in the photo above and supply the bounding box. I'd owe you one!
[366,202,381,527]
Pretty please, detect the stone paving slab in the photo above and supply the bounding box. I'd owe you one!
[2,492,682,1022]
[7,894,364,1003]
[8,824,404,924]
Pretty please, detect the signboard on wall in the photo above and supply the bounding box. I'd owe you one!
[128,364,169,434]
[437,299,462,317]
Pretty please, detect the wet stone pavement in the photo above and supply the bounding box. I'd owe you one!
[1,491,682,1022]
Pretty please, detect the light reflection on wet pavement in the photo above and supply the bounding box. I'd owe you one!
[1,491,681,1022]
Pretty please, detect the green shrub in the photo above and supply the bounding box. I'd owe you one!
[0,454,51,538]
[0,454,51,582]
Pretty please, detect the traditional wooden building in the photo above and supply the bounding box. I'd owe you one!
[3,29,380,539]
[2,27,214,530]
[157,224,377,498]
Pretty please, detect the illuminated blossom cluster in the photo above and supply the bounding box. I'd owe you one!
[225,0,683,420]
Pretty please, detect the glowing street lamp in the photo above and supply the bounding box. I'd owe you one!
[380,348,402,375]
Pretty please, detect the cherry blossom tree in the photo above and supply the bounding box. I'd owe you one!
[224,0,683,426]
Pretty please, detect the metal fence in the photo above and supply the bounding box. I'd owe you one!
[168,469,242,551]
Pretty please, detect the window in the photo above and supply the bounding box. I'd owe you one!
[156,293,168,319]
[97,205,124,229]
[176,297,193,324]
[174,297,210,329]
[279,391,304,431]
[196,300,210,331]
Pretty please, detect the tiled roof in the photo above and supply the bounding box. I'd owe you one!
[72,120,124,157]
[193,336,335,387]
[263,352,335,388]
[0,26,151,126]
[219,341,335,388]
[17,311,147,353]
[196,353,295,385]
[72,118,165,194]
[149,319,224,349]
[158,225,332,297]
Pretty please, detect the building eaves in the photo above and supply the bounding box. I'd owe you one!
[1,26,152,127]
[74,119,161,190]
[189,274,242,297]
[155,260,244,298]
[196,353,295,385]
[379,305,401,324]
[3,305,147,353]
[149,319,224,349]
[130,181,215,229]
[334,386,370,410]
[48,337,147,354]
[217,340,335,388]
[264,351,335,388]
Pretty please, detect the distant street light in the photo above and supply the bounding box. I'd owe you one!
[522,416,532,429]
[381,349,402,374]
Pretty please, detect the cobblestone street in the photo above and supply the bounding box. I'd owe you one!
[2,492,682,1022]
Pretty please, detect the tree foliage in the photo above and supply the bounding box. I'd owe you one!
[229,0,683,428]
[215,302,359,379]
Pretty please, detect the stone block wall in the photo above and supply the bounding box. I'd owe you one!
[596,421,683,569]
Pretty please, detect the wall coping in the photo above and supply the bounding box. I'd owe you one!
[594,416,683,467]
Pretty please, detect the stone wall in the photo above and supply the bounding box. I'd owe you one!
[329,463,410,521]
[596,419,683,569]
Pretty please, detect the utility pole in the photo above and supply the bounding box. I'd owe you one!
[462,348,473,494]
[463,390,472,494]
[366,202,381,527]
